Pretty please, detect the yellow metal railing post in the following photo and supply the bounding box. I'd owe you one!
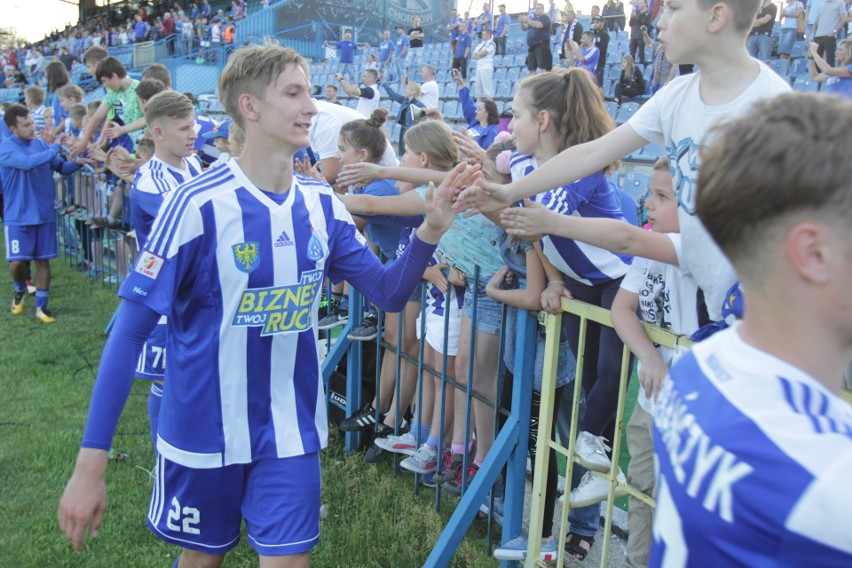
[525,298,694,567]
[524,311,562,567]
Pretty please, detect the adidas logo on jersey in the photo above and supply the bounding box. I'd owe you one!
[274,230,294,247]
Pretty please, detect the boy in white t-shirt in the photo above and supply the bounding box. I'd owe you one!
[458,0,792,322]
[609,159,700,568]
[500,156,701,566]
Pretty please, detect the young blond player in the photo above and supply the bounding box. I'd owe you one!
[58,43,461,567]
[457,0,792,322]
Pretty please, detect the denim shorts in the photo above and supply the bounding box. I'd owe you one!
[462,278,503,335]
[503,307,576,390]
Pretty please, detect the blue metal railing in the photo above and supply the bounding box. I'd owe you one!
[320,275,536,566]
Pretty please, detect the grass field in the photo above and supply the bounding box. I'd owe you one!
[0,238,505,567]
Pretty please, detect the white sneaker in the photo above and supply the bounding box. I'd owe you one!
[400,443,438,474]
[374,432,418,456]
[564,469,628,507]
[574,431,613,473]
[493,535,557,561]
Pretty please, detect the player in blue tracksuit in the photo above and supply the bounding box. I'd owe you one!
[1,104,85,322]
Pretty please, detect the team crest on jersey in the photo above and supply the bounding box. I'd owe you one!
[307,235,324,261]
[232,242,260,273]
[135,251,164,279]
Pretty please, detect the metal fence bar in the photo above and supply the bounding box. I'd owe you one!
[424,309,536,568]
[527,298,692,567]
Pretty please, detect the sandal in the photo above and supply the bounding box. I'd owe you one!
[566,532,595,561]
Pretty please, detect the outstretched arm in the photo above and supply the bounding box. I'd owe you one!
[340,189,425,217]
[337,162,447,189]
[501,199,678,265]
[454,124,647,214]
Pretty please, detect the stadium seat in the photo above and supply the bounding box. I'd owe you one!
[493,67,508,82]
[789,58,809,76]
[604,100,618,119]
[615,101,641,124]
[436,68,450,82]
[608,170,621,188]
[620,171,650,203]
[769,59,789,77]
[442,100,462,120]
[603,79,616,99]
[389,101,401,117]
[790,41,807,59]
[792,77,819,92]
[495,80,513,99]
[493,54,506,68]
[506,66,522,82]
[443,81,459,99]
[389,123,401,144]
[608,64,623,81]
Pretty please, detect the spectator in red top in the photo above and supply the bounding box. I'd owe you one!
[162,12,176,56]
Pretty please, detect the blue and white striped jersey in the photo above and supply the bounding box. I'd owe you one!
[130,155,203,250]
[510,153,632,285]
[651,327,852,567]
[119,159,398,468]
[130,154,202,380]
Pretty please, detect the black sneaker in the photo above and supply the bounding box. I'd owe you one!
[339,403,383,432]
[365,423,393,463]
[347,313,378,341]
[317,304,349,330]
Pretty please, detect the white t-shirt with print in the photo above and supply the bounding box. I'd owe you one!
[628,63,790,320]
[355,85,381,118]
[620,233,700,412]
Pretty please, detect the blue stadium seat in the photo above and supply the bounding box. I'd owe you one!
[389,101,401,117]
[604,100,618,119]
[792,77,819,92]
[506,66,522,83]
[789,58,809,76]
[495,80,513,99]
[615,101,641,124]
[769,59,789,77]
[442,100,462,120]
[620,171,650,203]
[493,67,508,82]
[603,79,616,99]
[608,64,622,81]
[790,41,807,59]
[606,50,622,64]
[443,81,459,99]
[608,171,621,188]
[493,54,506,68]
[436,68,450,82]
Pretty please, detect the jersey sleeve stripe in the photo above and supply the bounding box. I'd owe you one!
[146,167,235,255]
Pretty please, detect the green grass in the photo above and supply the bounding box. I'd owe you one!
[0,235,500,567]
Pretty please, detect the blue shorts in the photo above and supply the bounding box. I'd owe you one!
[462,278,503,336]
[4,223,57,261]
[147,452,321,556]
